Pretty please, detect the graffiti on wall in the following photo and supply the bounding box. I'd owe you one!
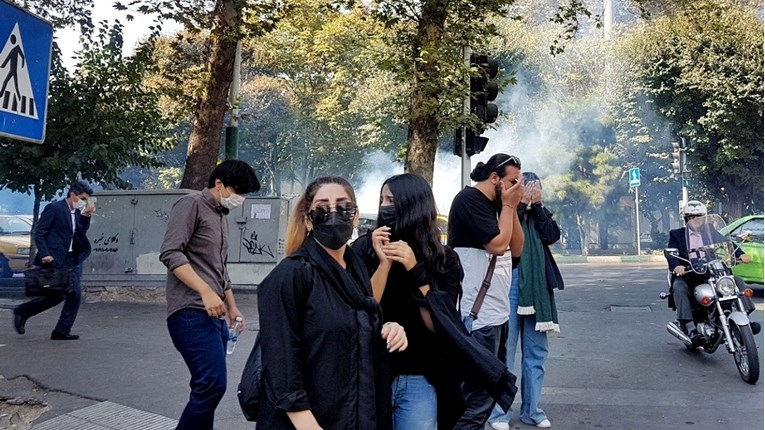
[93,232,119,253]
[242,231,274,258]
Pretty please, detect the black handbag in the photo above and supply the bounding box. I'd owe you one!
[237,333,264,422]
[24,266,73,297]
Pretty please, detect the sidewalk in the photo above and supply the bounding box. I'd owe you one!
[553,254,667,264]
[0,296,260,430]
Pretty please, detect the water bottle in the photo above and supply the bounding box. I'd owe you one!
[227,316,243,355]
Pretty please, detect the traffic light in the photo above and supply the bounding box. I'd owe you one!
[670,139,688,176]
[470,54,499,129]
[671,142,682,174]
[454,53,501,158]
[453,128,489,157]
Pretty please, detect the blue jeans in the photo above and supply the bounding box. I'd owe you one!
[489,268,549,426]
[392,375,437,430]
[15,253,82,335]
[454,322,507,430]
[167,308,228,430]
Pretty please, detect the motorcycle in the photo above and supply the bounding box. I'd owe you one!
[660,214,760,384]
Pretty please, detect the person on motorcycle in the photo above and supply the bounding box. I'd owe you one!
[667,200,760,346]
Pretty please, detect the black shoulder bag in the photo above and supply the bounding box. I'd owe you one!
[237,259,313,422]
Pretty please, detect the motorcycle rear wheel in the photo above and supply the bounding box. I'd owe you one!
[729,322,760,384]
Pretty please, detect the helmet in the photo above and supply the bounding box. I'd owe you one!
[683,200,707,217]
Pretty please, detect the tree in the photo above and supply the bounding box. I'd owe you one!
[360,0,599,184]
[118,0,288,189]
[619,0,763,218]
[8,0,93,31]
[0,22,174,258]
[239,0,406,192]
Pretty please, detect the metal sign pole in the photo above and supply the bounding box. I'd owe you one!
[635,186,641,255]
[461,46,472,189]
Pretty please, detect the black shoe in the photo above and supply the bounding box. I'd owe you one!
[750,322,762,336]
[50,331,79,340]
[690,331,705,347]
[13,311,26,335]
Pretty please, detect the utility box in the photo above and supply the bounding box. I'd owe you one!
[81,190,292,288]
[226,196,291,286]
[82,190,194,288]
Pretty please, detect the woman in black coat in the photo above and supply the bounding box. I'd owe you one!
[351,173,464,430]
[257,177,407,430]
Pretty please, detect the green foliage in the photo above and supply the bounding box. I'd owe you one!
[619,0,763,216]
[0,22,175,201]
[114,0,288,39]
[10,0,93,31]
[233,0,406,192]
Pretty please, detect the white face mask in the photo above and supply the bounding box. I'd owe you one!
[74,199,87,210]
[221,191,245,210]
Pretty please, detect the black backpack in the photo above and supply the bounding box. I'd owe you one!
[237,333,263,421]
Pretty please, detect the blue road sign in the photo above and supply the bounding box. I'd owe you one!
[0,2,52,144]
[629,167,641,187]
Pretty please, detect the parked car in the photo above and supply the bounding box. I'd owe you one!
[0,214,33,277]
[720,214,764,285]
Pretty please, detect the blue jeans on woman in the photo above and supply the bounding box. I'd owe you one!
[167,308,228,430]
[489,268,549,427]
[392,374,437,430]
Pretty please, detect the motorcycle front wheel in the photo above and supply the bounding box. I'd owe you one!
[729,322,760,384]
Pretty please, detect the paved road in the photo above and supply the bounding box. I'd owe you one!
[0,263,762,429]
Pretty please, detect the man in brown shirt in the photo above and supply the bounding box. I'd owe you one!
[159,160,260,430]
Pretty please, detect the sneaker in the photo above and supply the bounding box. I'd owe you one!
[490,423,510,430]
[536,419,551,428]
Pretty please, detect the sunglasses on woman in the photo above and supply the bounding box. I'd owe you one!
[309,202,358,224]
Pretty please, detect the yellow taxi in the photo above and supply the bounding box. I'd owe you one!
[0,215,33,277]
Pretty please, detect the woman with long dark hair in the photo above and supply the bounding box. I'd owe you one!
[257,176,408,430]
[351,173,463,430]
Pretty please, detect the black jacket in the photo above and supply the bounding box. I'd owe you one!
[34,199,91,267]
[257,239,391,430]
[666,227,743,273]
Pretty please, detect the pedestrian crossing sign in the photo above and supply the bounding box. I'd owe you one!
[629,167,640,187]
[0,2,52,144]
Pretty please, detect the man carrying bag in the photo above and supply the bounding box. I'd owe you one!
[13,180,94,340]
[447,153,524,429]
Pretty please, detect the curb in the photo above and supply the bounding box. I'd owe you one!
[554,255,666,264]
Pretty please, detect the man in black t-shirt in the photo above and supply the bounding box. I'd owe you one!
[448,153,524,429]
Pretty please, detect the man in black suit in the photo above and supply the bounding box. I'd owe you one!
[13,181,94,340]
[667,200,757,345]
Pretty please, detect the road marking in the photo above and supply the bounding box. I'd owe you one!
[609,305,652,312]
[33,401,177,430]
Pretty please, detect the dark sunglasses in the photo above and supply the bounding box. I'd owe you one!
[309,202,357,224]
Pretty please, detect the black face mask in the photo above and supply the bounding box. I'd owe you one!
[378,205,398,239]
[312,211,354,250]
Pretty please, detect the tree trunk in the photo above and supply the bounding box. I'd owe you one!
[28,184,42,267]
[598,214,609,250]
[404,0,448,186]
[577,212,588,256]
[726,186,746,220]
[179,0,242,190]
